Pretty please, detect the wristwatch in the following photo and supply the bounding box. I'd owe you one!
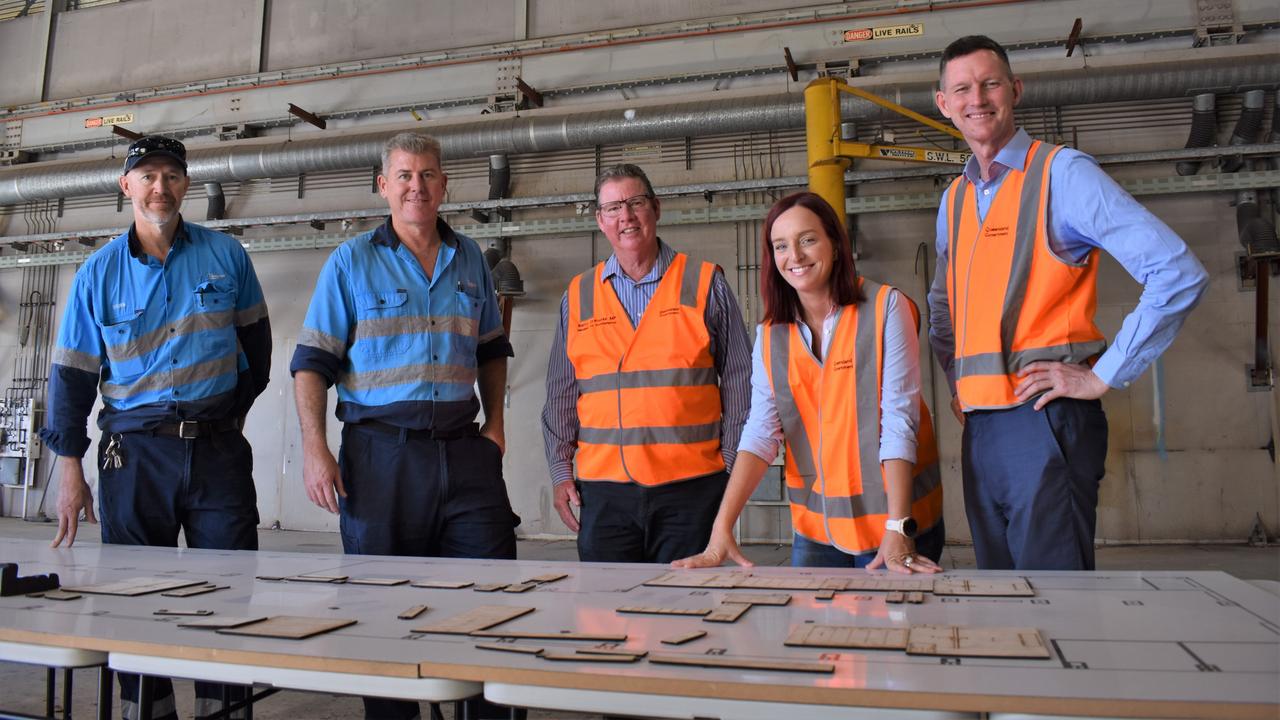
[885,516,918,538]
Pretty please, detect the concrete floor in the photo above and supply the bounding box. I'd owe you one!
[1,516,1277,719]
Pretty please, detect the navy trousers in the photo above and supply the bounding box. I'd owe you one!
[338,423,519,720]
[961,398,1108,570]
[97,428,258,720]
[576,471,729,564]
[791,519,946,568]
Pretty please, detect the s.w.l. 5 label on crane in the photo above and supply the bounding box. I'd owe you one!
[843,23,924,42]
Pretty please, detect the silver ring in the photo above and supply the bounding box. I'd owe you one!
[903,555,914,567]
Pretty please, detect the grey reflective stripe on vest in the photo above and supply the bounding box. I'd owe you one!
[948,176,968,290]
[954,341,1109,377]
[579,367,718,394]
[851,280,886,505]
[576,269,595,322]
[998,142,1056,364]
[769,323,817,482]
[679,256,700,308]
[578,421,720,446]
[788,461,943,518]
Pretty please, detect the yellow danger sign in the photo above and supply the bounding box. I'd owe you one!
[844,23,924,42]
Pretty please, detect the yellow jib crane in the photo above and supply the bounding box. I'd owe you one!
[805,77,968,226]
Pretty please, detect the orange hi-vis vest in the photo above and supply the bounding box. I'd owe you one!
[946,139,1107,411]
[763,280,943,553]
[566,252,724,486]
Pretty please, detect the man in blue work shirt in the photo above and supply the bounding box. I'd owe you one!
[291,132,518,720]
[928,36,1208,571]
[41,135,271,719]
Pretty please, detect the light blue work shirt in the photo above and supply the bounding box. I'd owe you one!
[290,217,512,431]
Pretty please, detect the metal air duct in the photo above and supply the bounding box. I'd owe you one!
[1176,93,1216,177]
[2,51,1278,207]
[1222,89,1268,173]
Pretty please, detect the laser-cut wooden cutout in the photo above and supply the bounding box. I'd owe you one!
[398,605,429,620]
[905,625,1050,659]
[413,605,534,634]
[660,630,707,645]
[218,616,357,640]
[784,624,909,650]
[648,653,834,674]
[704,603,751,623]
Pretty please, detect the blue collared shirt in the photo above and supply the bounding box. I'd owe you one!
[928,128,1208,393]
[541,240,753,485]
[289,217,513,431]
[40,220,272,458]
[738,290,920,465]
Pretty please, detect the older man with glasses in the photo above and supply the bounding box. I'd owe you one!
[41,135,271,720]
[542,163,752,563]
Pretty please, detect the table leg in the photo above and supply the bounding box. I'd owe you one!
[61,669,71,719]
[96,668,112,720]
[137,675,152,720]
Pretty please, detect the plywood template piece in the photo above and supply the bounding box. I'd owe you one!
[540,650,640,663]
[885,592,905,604]
[660,630,706,645]
[63,577,206,597]
[648,653,834,674]
[470,630,628,642]
[578,647,648,659]
[907,591,925,604]
[410,580,474,589]
[413,605,534,634]
[398,605,430,620]
[616,606,710,617]
[642,572,746,589]
[931,578,1035,597]
[784,624,909,650]
[815,589,836,601]
[524,573,568,584]
[704,603,752,623]
[735,576,826,591]
[819,578,849,591]
[349,577,409,586]
[287,574,349,584]
[161,584,228,598]
[720,592,791,606]
[154,609,213,616]
[41,590,82,601]
[502,582,537,593]
[178,616,269,630]
[844,577,932,593]
[218,616,357,640]
[475,642,544,655]
[905,625,1050,659]
[255,575,286,582]
[472,583,509,593]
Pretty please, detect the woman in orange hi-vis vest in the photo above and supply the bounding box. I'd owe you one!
[675,192,944,572]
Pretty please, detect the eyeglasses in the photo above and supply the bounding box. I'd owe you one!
[597,194,653,218]
[126,136,186,161]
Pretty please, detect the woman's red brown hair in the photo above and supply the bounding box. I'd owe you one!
[759,191,864,325]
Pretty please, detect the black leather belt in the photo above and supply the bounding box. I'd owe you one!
[149,418,242,439]
[354,420,477,440]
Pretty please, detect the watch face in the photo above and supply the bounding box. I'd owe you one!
[902,517,918,537]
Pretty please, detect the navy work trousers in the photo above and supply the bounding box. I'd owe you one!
[338,423,519,720]
[576,471,729,564]
[791,519,946,568]
[961,398,1108,570]
[97,428,258,720]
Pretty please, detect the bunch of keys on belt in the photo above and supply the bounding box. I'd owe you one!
[102,433,125,470]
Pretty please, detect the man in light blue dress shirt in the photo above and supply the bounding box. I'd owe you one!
[927,36,1208,570]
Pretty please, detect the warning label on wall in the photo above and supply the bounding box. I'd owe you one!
[843,23,924,42]
[84,113,135,129]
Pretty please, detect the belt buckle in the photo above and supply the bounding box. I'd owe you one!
[178,420,198,439]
